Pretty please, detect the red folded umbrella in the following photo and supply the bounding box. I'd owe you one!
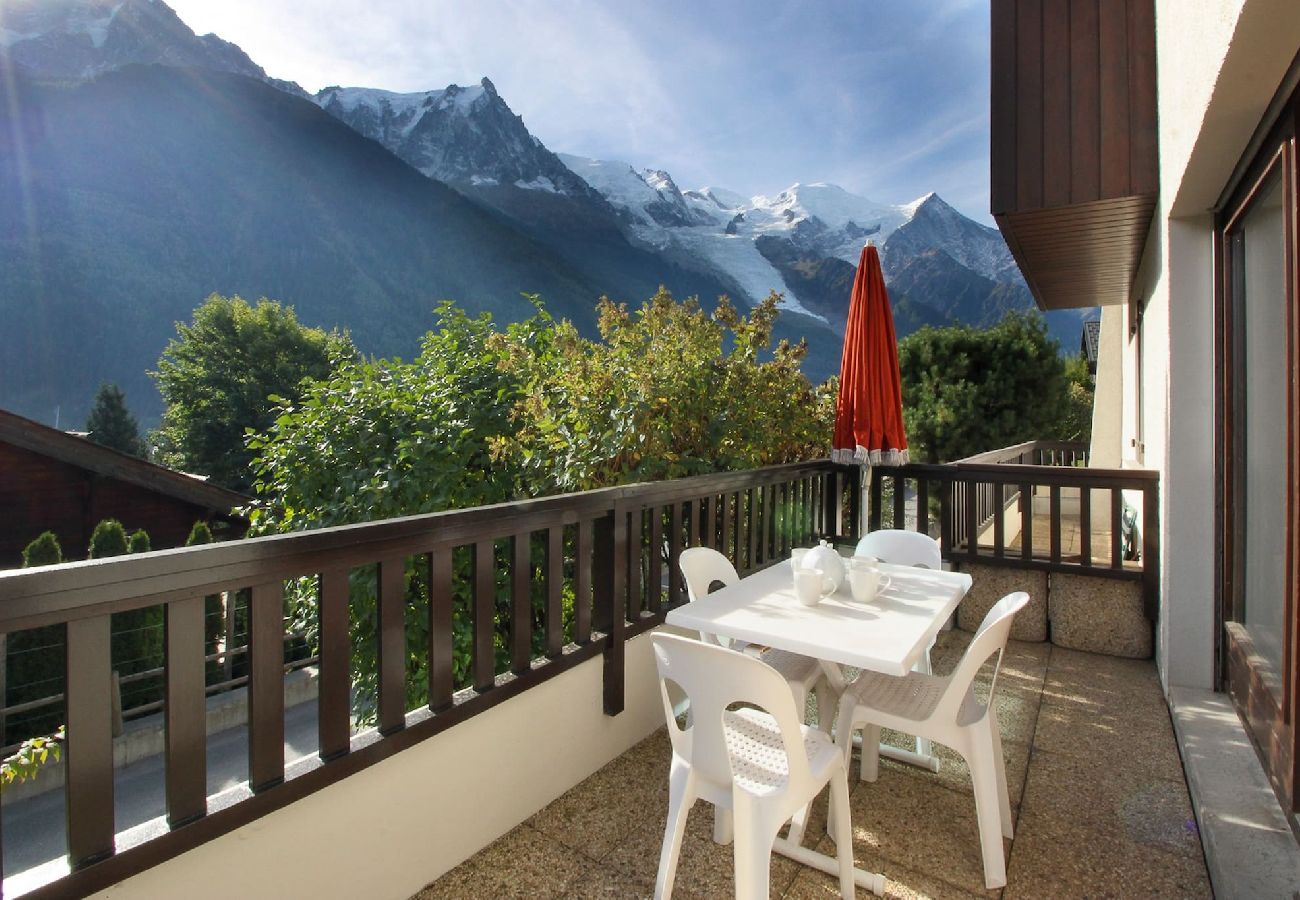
[832,243,908,466]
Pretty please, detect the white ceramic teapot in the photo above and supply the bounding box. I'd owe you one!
[801,540,845,594]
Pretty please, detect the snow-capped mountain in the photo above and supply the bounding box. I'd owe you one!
[315,80,595,200]
[553,158,1094,342]
[0,0,306,96]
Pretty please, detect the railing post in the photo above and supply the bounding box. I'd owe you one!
[822,471,840,540]
[164,596,207,827]
[602,506,626,716]
[1143,480,1161,619]
[66,614,115,869]
[248,582,285,793]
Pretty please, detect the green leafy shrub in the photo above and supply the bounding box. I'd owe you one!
[8,537,67,743]
[21,532,63,567]
[87,519,129,559]
[185,521,213,546]
[246,291,833,720]
[87,520,163,709]
[127,529,151,554]
[1,727,65,788]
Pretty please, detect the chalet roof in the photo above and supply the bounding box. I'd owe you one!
[0,407,248,514]
[1081,320,1101,365]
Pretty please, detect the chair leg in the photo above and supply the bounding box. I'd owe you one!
[655,767,696,900]
[988,709,1013,838]
[969,747,1008,890]
[732,805,778,900]
[828,767,856,900]
[859,724,881,782]
[713,807,734,845]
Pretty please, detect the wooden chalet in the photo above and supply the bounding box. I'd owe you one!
[0,408,248,567]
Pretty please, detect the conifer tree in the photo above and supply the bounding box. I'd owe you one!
[84,383,147,458]
[87,519,129,559]
[127,529,151,554]
[21,532,63,567]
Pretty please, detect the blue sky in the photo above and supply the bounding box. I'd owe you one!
[167,0,993,221]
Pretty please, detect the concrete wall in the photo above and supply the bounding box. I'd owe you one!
[1089,304,1124,470]
[1120,0,1300,691]
[91,632,667,900]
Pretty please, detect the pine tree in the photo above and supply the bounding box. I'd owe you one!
[22,532,63,567]
[87,519,129,559]
[127,529,151,554]
[84,383,147,458]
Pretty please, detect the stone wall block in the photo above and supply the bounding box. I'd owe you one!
[1048,572,1152,658]
[954,563,1048,641]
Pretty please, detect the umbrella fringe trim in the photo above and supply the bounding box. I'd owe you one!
[831,447,909,466]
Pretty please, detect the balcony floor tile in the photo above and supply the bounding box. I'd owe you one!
[415,634,1210,899]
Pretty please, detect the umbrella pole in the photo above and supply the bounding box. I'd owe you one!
[859,462,872,539]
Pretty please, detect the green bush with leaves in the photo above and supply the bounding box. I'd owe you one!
[246,290,834,720]
[492,289,834,492]
[127,529,151,554]
[88,519,129,559]
[88,521,164,702]
[1,727,65,788]
[1055,353,1095,445]
[152,294,356,492]
[898,312,1071,463]
[21,532,63,568]
[8,535,68,743]
[186,521,214,546]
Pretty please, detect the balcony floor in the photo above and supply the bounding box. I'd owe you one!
[415,632,1210,898]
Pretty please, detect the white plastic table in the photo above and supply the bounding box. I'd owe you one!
[664,559,974,896]
[665,559,972,676]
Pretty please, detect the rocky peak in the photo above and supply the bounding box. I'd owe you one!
[0,0,307,95]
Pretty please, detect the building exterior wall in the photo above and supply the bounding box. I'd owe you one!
[1088,305,1124,470]
[1119,0,1300,690]
[89,630,668,900]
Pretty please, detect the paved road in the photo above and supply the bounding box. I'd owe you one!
[3,700,322,877]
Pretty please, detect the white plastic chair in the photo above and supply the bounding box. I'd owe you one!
[651,633,856,900]
[678,548,841,733]
[835,591,1030,890]
[854,529,942,570]
[852,529,943,767]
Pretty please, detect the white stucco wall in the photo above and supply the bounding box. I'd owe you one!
[1124,0,1300,690]
[1088,305,1124,470]
[88,632,667,900]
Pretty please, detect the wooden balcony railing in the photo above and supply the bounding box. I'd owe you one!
[0,451,1156,897]
[0,460,853,898]
[865,440,1159,618]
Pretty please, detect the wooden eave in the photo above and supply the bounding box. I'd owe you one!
[990,0,1159,310]
[0,407,248,514]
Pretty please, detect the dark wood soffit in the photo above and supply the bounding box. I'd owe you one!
[997,195,1158,309]
[990,0,1159,310]
[0,408,249,514]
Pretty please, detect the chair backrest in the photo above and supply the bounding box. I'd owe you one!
[678,547,739,602]
[652,632,811,791]
[854,529,942,569]
[932,591,1030,725]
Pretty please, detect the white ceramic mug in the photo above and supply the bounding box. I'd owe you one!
[793,566,825,606]
[849,562,881,603]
